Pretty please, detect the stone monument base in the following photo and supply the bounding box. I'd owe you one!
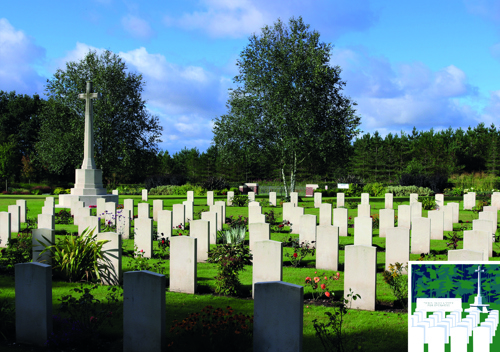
[58,194,118,208]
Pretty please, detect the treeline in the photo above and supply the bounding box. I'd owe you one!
[2,90,499,187]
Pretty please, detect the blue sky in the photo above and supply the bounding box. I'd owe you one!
[2,0,500,155]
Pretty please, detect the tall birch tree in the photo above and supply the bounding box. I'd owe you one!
[212,16,361,199]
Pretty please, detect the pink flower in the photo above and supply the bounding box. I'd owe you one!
[314,277,320,283]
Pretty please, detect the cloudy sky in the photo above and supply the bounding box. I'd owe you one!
[2,0,500,155]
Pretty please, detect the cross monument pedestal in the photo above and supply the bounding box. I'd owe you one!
[58,81,118,208]
[466,264,490,313]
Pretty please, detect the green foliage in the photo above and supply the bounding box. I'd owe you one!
[421,197,437,210]
[40,49,163,183]
[382,263,408,311]
[212,16,361,200]
[386,185,434,196]
[202,176,229,191]
[371,214,379,229]
[304,272,340,301]
[0,233,32,274]
[46,284,122,349]
[55,209,73,225]
[312,288,361,352]
[38,227,110,282]
[362,182,386,197]
[0,135,20,184]
[0,288,15,340]
[53,187,69,195]
[285,240,315,267]
[149,182,205,196]
[167,306,253,352]
[216,226,246,245]
[343,184,363,197]
[230,194,249,207]
[225,215,248,229]
[126,245,167,274]
[207,243,252,296]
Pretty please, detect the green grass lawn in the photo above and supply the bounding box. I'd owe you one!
[1,194,485,351]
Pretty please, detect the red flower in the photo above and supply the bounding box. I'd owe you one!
[325,292,331,297]
[293,252,298,258]
[321,284,326,290]
[305,277,311,283]
[161,239,165,244]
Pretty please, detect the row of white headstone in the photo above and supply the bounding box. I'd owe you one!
[409,309,499,352]
[15,261,304,351]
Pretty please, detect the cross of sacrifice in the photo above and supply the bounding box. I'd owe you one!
[78,81,101,170]
[475,265,485,298]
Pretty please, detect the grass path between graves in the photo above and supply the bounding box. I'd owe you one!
[1,194,494,351]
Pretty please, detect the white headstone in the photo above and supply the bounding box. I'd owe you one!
[358,204,371,218]
[0,212,11,247]
[152,200,163,222]
[354,217,372,246]
[316,225,339,271]
[123,271,165,352]
[344,245,376,310]
[428,210,444,240]
[333,208,348,237]
[15,263,52,346]
[207,191,214,206]
[269,192,277,206]
[227,191,234,206]
[337,193,345,207]
[201,211,218,244]
[319,203,332,226]
[361,193,369,205]
[134,218,153,258]
[379,209,394,238]
[385,228,409,273]
[170,236,197,294]
[157,210,172,239]
[385,193,393,209]
[252,240,283,298]
[253,282,303,351]
[249,222,270,251]
[8,205,20,233]
[141,189,148,201]
[191,220,210,262]
[299,214,317,246]
[172,204,185,229]
[398,205,411,229]
[411,217,431,254]
[16,200,27,223]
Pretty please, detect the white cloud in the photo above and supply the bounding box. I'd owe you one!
[121,15,155,40]
[0,18,46,95]
[163,0,274,39]
[54,42,105,71]
[329,45,481,136]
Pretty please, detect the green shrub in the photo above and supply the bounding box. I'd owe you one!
[230,194,249,207]
[38,227,111,282]
[229,187,240,195]
[363,182,386,197]
[216,226,246,245]
[53,187,68,195]
[421,197,437,210]
[168,306,253,352]
[386,185,434,196]
[344,184,363,197]
[382,263,408,310]
[46,284,122,349]
[202,176,229,191]
[207,243,252,296]
[0,233,32,274]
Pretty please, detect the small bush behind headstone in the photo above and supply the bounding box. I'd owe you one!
[202,176,229,191]
[144,174,187,190]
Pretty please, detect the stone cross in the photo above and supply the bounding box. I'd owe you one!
[78,81,101,170]
[475,265,485,298]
